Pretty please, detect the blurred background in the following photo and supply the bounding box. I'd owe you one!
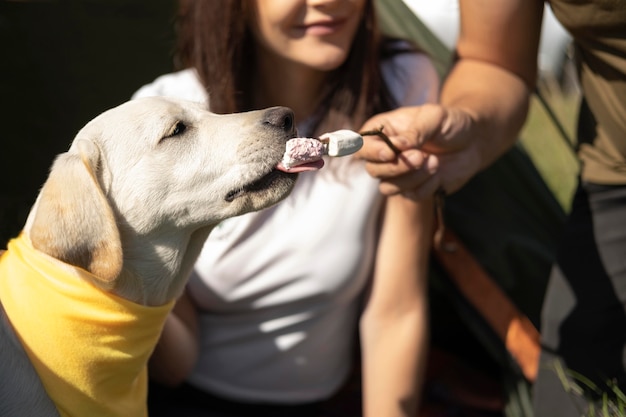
[404,0,578,92]
[0,0,179,245]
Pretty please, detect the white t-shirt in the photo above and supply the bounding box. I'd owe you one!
[132,51,438,404]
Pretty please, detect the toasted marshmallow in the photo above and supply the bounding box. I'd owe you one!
[280,138,324,170]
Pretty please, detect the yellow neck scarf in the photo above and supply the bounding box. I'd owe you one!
[0,235,174,417]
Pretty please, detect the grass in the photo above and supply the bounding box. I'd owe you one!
[553,360,626,417]
[518,82,581,212]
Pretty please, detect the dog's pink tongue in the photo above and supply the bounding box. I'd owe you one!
[276,138,325,172]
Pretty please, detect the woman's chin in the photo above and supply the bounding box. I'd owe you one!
[302,49,351,71]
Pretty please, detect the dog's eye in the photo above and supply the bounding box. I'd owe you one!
[166,121,187,138]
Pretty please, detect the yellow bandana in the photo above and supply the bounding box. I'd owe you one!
[0,235,174,417]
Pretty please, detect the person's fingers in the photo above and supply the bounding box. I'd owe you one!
[378,171,442,201]
[417,106,474,154]
[358,105,441,156]
[364,149,433,180]
[356,132,400,163]
[378,171,431,196]
[357,112,410,163]
[433,145,482,195]
[375,153,439,196]
[409,174,442,200]
[359,109,411,145]
[357,105,481,199]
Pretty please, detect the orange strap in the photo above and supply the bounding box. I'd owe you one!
[432,227,540,382]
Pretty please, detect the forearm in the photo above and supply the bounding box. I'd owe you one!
[441,0,543,171]
[149,289,199,386]
[358,0,542,199]
[440,58,532,172]
[361,298,429,417]
[360,195,434,416]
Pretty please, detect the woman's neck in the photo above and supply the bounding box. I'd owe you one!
[253,52,330,123]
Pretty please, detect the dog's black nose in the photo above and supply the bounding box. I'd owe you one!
[262,107,295,134]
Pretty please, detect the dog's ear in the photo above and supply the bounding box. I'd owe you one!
[28,139,123,286]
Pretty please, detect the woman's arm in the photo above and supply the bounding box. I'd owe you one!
[360,194,434,416]
[148,287,200,386]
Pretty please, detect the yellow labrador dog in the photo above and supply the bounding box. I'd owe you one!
[0,97,316,417]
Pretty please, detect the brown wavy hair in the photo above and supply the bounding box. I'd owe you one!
[175,0,412,134]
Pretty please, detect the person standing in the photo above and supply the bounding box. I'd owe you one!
[358,1,626,415]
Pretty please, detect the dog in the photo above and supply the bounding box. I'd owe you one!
[0,97,309,417]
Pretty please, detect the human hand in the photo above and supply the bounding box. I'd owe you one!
[357,104,482,200]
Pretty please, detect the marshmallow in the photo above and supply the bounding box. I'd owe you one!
[280,138,324,169]
[278,129,364,171]
[319,129,363,157]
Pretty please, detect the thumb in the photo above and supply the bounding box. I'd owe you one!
[360,105,439,151]
[416,106,474,155]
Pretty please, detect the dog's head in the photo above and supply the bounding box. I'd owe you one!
[25,97,303,293]
[81,97,301,225]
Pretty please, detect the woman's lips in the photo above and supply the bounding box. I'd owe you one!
[299,19,346,36]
